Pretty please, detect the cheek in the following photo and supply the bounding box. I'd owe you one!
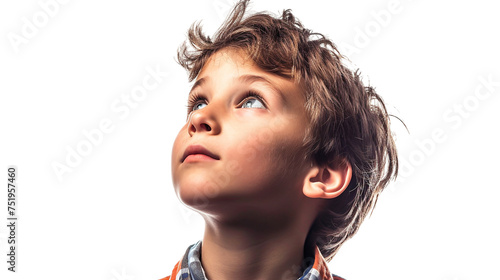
[228,131,275,167]
[227,129,304,182]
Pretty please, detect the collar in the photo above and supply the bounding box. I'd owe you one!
[161,241,344,280]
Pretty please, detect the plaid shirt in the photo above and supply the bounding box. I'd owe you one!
[160,241,345,280]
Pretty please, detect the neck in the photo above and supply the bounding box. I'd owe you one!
[200,214,314,280]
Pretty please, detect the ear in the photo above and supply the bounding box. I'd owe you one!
[303,159,352,199]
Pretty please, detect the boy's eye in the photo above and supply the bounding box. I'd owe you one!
[241,98,265,109]
[239,91,267,109]
[192,102,207,111]
[187,91,267,114]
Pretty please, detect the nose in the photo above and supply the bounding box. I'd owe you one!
[188,107,221,136]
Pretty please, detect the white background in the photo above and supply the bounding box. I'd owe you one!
[1,0,499,279]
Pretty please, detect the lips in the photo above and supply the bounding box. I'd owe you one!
[181,145,220,163]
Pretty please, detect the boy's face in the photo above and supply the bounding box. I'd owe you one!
[171,49,313,216]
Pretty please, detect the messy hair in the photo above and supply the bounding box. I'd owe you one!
[177,0,399,261]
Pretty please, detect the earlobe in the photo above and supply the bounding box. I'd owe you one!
[303,160,352,199]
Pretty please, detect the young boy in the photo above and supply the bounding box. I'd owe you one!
[162,1,398,279]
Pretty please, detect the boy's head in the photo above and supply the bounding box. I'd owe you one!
[171,0,398,261]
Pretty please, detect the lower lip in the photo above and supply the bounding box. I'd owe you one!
[183,154,218,163]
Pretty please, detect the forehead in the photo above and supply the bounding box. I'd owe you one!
[199,48,257,76]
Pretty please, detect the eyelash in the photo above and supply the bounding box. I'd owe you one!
[186,91,267,113]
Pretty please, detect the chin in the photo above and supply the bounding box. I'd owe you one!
[175,179,220,209]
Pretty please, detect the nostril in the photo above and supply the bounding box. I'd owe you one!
[203,124,212,131]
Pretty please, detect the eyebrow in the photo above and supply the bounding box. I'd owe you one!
[237,74,286,102]
[189,77,207,94]
[189,75,286,102]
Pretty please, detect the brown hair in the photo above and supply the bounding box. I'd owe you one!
[177,0,399,261]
